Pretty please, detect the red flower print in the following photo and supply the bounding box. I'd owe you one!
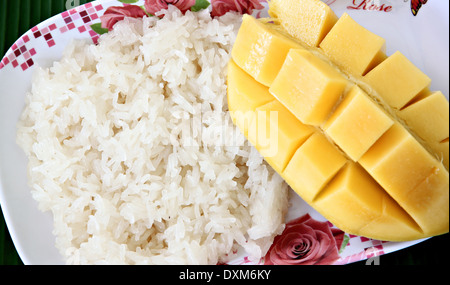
[144,0,197,16]
[264,214,342,265]
[100,5,148,31]
[211,0,265,17]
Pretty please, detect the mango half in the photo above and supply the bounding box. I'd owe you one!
[228,1,449,242]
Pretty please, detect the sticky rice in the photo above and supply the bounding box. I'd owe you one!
[16,7,289,265]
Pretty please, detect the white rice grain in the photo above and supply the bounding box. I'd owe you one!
[16,7,289,265]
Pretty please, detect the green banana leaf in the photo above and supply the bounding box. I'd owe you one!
[0,0,91,265]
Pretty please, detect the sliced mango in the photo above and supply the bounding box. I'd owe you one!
[359,123,442,194]
[248,100,315,173]
[404,164,449,237]
[227,60,274,136]
[324,85,394,161]
[364,51,432,109]
[319,13,387,76]
[359,123,449,236]
[399,91,449,143]
[364,52,446,169]
[270,49,348,126]
[315,162,423,241]
[227,0,449,242]
[283,132,347,204]
[231,14,305,87]
[268,0,338,47]
[399,91,449,169]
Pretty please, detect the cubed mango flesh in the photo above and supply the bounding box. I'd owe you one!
[399,91,449,143]
[270,49,348,126]
[359,123,440,192]
[268,0,338,47]
[248,100,315,173]
[282,132,347,204]
[231,14,305,87]
[228,3,449,242]
[359,123,449,236]
[364,51,432,109]
[315,162,423,241]
[319,13,387,76]
[399,91,449,169]
[324,85,394,161]
[227,60,275,136]
[358,195,424,242]
[403,164,449,237]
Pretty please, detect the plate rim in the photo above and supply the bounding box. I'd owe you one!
[0,0,447,265]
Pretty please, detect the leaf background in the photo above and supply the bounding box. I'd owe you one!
[0,0,448,266]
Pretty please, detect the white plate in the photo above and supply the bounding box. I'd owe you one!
[0,0,448,265]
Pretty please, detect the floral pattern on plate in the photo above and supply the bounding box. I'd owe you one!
[1,0,445,265]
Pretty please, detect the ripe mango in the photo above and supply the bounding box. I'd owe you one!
[270,48,348,126]
[228,0,449,241]
[227,59,445,241]
[232,14,305,87]
[268,0,338,47]
[364,53,448,169]
[324,85,394,161]
[319,12,387,76]
[315,162,422,242]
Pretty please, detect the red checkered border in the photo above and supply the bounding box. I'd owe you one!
[0,2,104,71]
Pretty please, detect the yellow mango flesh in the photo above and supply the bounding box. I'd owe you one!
[249,100,315,173]
[406,164,449,236]
[358,195,424,242]
[324,85,394,161]
[319,13,387,76]
[270,49,348,126]
[359,123,449,236]
[399,91,449,142]
[227,49,448,240]
[364,51,446,169]
[227,60,274,136]
[231,14,305,87]
[283,132,347,204]
[431,140,449,171]
[227,1,449,241]
[315,162,422,241]
[268,0,338,47]
[358,123,438,192]
[364,51,432,109]
[399,91,449,169]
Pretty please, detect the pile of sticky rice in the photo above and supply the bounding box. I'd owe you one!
[16,7,289,265]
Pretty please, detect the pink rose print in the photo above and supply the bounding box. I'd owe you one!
[264,214,343,265]
[211,0,265,17]
[100,5,148,31]
[144,0,197,15]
